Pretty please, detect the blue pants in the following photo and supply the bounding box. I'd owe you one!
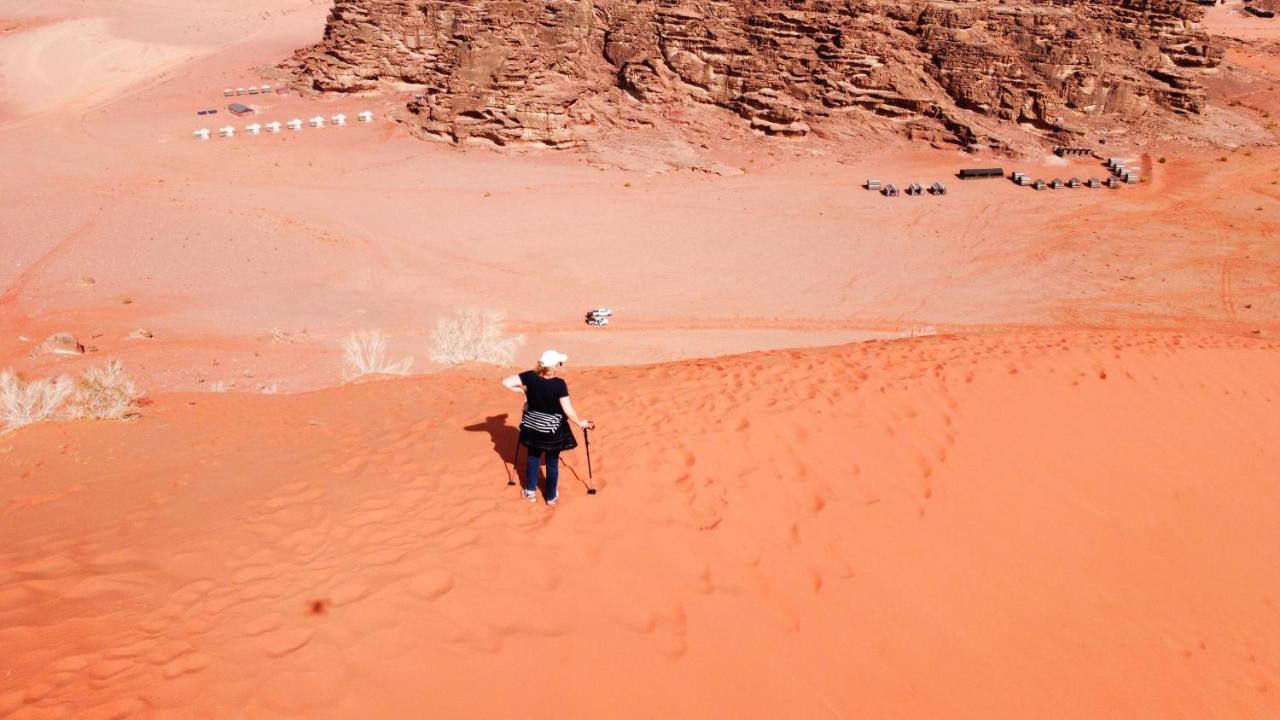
[524,448,560,499]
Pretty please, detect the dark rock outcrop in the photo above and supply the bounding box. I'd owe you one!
[291,0,1223,149]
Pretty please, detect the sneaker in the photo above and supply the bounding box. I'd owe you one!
[546,495,559,508]
[522,489,537,503]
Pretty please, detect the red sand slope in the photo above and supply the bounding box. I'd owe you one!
[3,329,1278,719]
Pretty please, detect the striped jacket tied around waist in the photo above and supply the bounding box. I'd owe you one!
[520,409,563,434]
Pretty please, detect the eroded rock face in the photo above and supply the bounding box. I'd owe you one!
[292,0,1222,148]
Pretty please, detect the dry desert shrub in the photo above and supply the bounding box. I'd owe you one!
[342,329,414,380]
[67,360,142,420]
[0,370,74,432]
[430,310,524,366]
[0,361,142,432]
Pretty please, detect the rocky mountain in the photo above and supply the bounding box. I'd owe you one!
[291,0,1223,150]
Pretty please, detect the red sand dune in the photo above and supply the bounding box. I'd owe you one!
[3,330,1279,718]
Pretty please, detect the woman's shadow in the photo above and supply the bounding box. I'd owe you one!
[462,413,588,493]
[463,413,522,486]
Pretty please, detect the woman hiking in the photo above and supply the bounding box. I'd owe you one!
[501,350,593,507]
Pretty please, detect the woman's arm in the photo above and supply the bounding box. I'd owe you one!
[559,396,593,429]
[501,374,526,394]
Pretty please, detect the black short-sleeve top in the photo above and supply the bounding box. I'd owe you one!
[519,371,569,414]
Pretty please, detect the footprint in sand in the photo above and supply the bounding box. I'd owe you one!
[917,455,933,480]
[80,697,150,720]
[329,579,373,607]
[331,454,371,475]
[406,569,454,600]
[358,547,408,566]
[242,612,284,637]
[808,492,827,513]
[101,638,157,660]
[161,652,210,679]
[277,525,330,555]
[87,658,135,681]
[143,640,195,666]
[235,581,289,602]
[346,506,397,530]
[438,528,481,551]
[277,480,312,495]
[158,579,215,615]
[259,488,325,512]
[262,627,315,658]
[614,603,689,659]
[48,654,94,674]
[230,565,276,585]
[180,609,220,636]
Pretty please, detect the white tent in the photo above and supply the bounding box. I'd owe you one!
[357,111,374,123]
[218,126,235,138]
[260,85,272,94]
[287,119,303,131]
[309,116,326,128]
[194,128,210,140]
[265,121,282,134]
[223,89,234,97]
[332,113,347,126]
[245,123,262,135]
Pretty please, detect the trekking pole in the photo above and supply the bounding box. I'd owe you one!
[510,404,526,487]
[509,432,520,486]
[584,427,597,495]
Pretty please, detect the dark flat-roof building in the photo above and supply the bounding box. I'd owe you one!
[958,167,1004,179]
[229,103,253,116]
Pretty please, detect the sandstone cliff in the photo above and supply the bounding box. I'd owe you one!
[291,0,1223,150]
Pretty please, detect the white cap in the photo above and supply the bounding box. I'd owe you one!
[539,349,568,367]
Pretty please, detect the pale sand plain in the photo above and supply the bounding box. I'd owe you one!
[1,0,1279,718]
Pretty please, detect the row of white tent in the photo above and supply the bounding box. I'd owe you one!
[195,112,374,139]
[225,86,273,97]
